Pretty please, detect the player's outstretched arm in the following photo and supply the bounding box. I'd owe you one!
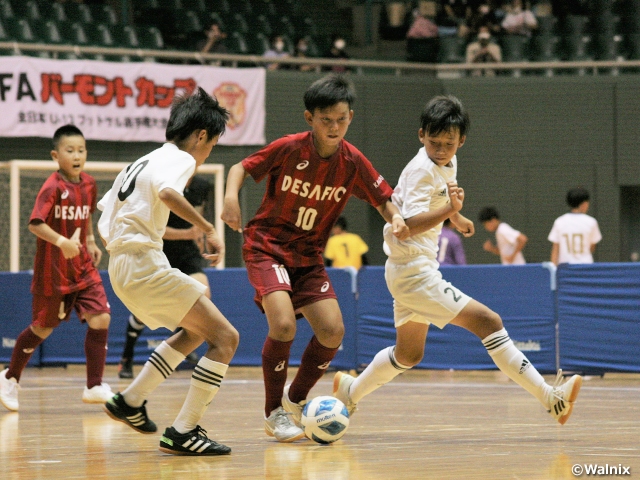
[222,162,249,233]
[376,200,410,240]
[28,220,81,259]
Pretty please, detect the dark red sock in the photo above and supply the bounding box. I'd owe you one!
[85,328,108,389]
[7,327,45,382]
[262,336,293,417]
[289,336,339,404]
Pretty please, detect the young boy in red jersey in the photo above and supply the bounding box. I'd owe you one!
[0,125,113,412]
[222,74,410,442]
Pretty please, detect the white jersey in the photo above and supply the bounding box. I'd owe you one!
[384,147,457,260]
[548,212,602,264]
[98,143,196,252]
[496,222,526,265]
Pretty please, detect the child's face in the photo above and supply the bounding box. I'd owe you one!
[419,128,465,167]
[186,131,220,167]
[51,134,87,182]
[482,219,499,232]
[304,102,353,156]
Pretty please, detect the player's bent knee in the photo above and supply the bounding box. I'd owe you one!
[396,349,423,367]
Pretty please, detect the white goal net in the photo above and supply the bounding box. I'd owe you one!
[0,160,225,272]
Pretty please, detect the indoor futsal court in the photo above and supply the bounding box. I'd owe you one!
[2,365,638,479]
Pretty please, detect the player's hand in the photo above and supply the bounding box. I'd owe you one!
[447,182,464,212]
[185,225,203,241]
[453,217,475,237]
[392,216,410,240]
[59,237,81,259]
[483,239,494,253]
[221,198,243,233]
[203,229,224,266]
[87,241,102,266]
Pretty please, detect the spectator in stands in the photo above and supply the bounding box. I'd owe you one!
[407,3,440,39]
[479,206,528,264]
[293,37,314,72]
[264,34,290,70]
[324,216,370,270]
[547,187,602,265]
[197,22,227,66]
[325,34,351,73]
[437,0,471,37]
[465,25,502,76]
[501,0,538,36]
[467,2,502,37]
[438,218,467,265]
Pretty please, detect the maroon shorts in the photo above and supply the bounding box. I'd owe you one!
[32,281,111,328]
[245,257,337,314]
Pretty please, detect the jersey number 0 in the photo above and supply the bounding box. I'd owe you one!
[118,160,149,201]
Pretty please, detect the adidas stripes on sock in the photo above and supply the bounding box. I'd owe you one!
[350,346,411,404]
[483,328,552,408]
[123,341,185,408]
[172,357,228,434]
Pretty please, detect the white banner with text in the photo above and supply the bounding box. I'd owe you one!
[0,56,265,145]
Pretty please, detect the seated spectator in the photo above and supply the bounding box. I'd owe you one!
[466,25,502,76]
[406,4,439,39]
[263,34,290,70]
[293,37,314,72]
[467,2,502,37]
[438,0,471,37]
[324,34,351,73]
[501,0,538,36]
[198,22,227,55]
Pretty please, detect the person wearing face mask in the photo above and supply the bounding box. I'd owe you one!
[501,0,538,36]
[324,34,351,73]
[294,37,314,72]
[264,34,290,70]
[465,25,502,76]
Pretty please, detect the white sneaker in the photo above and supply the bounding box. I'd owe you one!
[281,384,306,425]
[0,369,20,412]
[82,383,114,404]
[264,407,305,442]
[548,370,582,425]
[332,371,357,416]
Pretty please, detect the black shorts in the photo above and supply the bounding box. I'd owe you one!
[163,241,206,276]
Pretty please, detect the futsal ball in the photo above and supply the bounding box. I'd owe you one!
[301,396,350,444]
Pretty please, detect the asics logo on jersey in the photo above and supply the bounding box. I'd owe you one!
[296,160,310,170]
[54,205,90,220]
[320,282,330,292]
[373,174,384,188]
[317,361,331,370]
[519,359,530,374]
[281,175,346,203]
[274,361,286,372]
[61,189,69,199]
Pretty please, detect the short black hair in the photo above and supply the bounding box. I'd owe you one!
[420,95,470,138]
[303,74,355,113]
[52,124,84,150]
[566,187,590,209]
[478,206,500,223]
[165,87,229,144]
[335,216,347,230]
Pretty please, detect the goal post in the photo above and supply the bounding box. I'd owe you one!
[0,160,225,272]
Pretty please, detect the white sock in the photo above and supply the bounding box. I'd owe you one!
[350,346,411,404]
[172,357,228,434]
[123,341,185,407]
[483,328,552,408]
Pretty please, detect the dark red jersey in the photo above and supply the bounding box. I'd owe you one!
[30,171,103,296]
[242,131,393,266]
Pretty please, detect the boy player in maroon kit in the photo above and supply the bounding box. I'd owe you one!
[222,74,409,442]
[0,125,113,412]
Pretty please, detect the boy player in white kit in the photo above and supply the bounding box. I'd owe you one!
[333,95,583,426]
[98,87,239,456]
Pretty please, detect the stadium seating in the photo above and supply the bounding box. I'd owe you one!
[500,35,530,62]
[436,36,463,63]
[530,34,560,62]
[407,37,439,63]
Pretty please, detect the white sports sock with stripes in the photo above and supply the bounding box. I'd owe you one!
[172,357,228,434]
[349,346,411,404]
[483,328,552,408]
[123,341,185,408]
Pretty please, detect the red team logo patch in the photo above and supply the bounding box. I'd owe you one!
[213,82,247,129]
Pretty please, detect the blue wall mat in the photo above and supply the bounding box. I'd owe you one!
[557,263,640,374]
[0,272,41,366]
[356,265,556,373]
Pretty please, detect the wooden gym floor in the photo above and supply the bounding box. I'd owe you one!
[1,365,639,479]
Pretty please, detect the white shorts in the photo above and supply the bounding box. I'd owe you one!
[108,246,206,331]
[385,256,471,329]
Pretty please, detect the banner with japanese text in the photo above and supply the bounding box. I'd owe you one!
[0,56,266,145]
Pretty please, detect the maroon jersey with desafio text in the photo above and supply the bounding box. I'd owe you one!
[29,171,103,296]
[242,131,393,266]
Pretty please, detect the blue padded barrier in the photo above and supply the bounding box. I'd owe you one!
[0,272,41,366]
[356,265,557,373]
[557,263,640,374]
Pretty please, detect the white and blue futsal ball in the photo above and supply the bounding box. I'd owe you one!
[301,396,350,444]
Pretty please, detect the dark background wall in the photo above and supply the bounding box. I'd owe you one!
[1,72,638,269]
